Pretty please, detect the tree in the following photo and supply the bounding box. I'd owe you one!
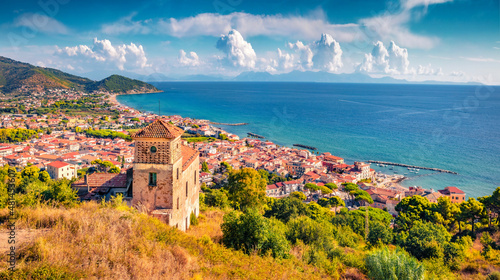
[401,221,451,260]
[436,196,461,230]
[290,191,306,201]
[304,183,320,192]
[328,196,345,212]
[460,197,486,236]
[227,168,267,210]
[201,161,210,173]
[109,166,120,174]
[367,221,393,247]
[39,170,51,182]
[324,183,338,191]
[395,195,438,232]
[352,189,374,239]
[221,209,290,258]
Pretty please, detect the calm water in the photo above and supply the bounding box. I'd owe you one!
[118,82,500,197]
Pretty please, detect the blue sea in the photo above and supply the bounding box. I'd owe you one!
[117,82,500,197]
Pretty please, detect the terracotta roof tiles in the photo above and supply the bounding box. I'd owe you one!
[132,119,184,139]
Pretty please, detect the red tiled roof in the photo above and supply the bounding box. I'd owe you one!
[181,145,199,171]
[47,161,70,168]
[72,173,127,189]
[445,186,465,194]
[132,119,184,139]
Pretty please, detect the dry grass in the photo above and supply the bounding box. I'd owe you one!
[186,208,225,243]
[0,202,336,280]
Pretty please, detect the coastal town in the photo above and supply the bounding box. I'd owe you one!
[0,90,466,216]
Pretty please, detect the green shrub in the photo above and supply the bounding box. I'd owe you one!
[366,247,425,280]
[190,212,199,226]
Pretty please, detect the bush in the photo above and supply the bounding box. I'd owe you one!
[401,221,451,260]
[365,247,425,280]
[190,212,199,226]
[367,221,393,247]
[221,209,290,258]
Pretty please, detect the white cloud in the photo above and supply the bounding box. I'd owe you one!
[14,13,69,35]
[402,0,453,10]
[461,57,500,63]
[277,48,294,71]
[102,11,360,42]
[358,41,410,74]
[216,29,257,69]
[417,64,443,75]
[288,41,313,70]
[56,38,150,71]
[312,33,343,72]
[178,50,201,66]
[359,0,452,49]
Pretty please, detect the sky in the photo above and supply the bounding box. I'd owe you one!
[0,0,499,84]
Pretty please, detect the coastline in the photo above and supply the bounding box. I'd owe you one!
[109,91,410,192]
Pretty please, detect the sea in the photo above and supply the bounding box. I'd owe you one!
[117,82,500,198]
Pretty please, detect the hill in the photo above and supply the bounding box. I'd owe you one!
[0,202,335,280]
[0,56,159,94]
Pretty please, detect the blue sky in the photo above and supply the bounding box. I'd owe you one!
[0,0,499,84]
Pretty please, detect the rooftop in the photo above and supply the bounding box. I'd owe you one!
[132,119,184,139]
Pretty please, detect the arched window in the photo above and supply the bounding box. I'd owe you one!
[177,168,179,180]
[177,197,179,209]
[186,181,188,197]
[194,170,197,185]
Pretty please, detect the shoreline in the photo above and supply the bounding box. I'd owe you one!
[109,91,410,192]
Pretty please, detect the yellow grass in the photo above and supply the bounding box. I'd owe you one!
[0,202,335,280]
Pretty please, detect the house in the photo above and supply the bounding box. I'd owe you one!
[47,161,77,180]
[438,186,466,203]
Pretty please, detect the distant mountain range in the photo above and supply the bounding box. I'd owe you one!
[97,70,478,86]
[0,56,159,94]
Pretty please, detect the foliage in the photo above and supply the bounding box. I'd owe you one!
[365,247,425,280]
[226,168,267,210]
[398,221,451,260]
[201,161,210,173]
[85,129,132,141]
[290,191,306,201]
[204,188,230,209]
[367,221,393,247]
[221,209,290,258]
[0,128,39,143]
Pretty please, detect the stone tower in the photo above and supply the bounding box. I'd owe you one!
[131,119,200,231]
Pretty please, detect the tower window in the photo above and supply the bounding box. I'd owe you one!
[186,181,188,197]
[150,146,157,153]
[177,197,179,209]
[177,168,179,180]
[149,172,157,186]
[194,170,197,185]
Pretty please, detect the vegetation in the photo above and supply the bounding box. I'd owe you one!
[2,163,500,279]
[0,128,38,143]
[0,56,159,94]
[85,129,132,141]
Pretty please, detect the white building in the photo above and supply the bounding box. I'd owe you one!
[46,161,77,180]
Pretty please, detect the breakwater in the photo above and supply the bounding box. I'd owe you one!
[210,122,248,126]
[247,132,265,139]
[367,160,458,174]
[293,144,318,151]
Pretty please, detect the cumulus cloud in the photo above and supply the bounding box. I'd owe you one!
[102,12,359,42]
[56,38,150,71]
[417,64,443,75]
[14,13,69,34]
[216,29,257,69]
[178,50,201,66]
[288,41,313,70]
[312,33,343,72]
[358,41,410,75]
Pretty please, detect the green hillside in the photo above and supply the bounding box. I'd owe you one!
[0,56,158,94]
